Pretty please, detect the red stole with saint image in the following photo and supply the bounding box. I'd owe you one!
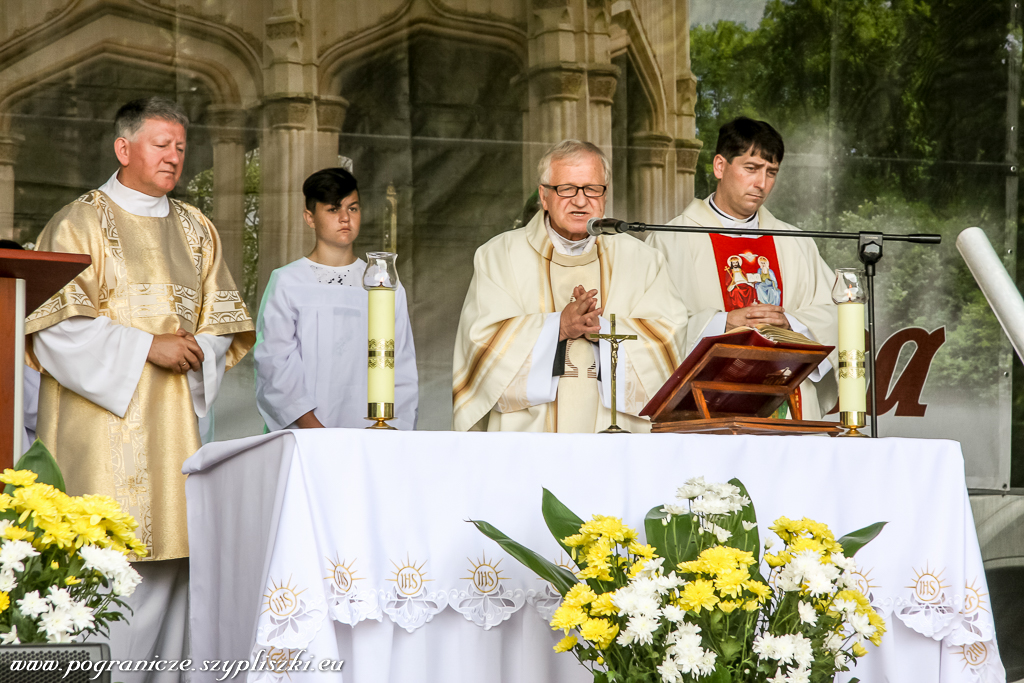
[708,233,784,311]
[708,233,800,419]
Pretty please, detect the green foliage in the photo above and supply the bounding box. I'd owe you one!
[468,519,578,596]
[4,439,65,495]
[838,521,888,557]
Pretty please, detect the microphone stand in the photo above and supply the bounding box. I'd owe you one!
[594,220,941,438]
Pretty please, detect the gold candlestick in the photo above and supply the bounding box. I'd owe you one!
[589,314,637,434]
[832,269,868,437]
[364,252,399,430]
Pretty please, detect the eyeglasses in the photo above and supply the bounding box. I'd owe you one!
[542,184,607,198]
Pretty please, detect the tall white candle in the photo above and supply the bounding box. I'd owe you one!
[367,288,396,405]
[837,302,866,415]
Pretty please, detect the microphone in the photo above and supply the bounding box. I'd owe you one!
[586,217,629,236]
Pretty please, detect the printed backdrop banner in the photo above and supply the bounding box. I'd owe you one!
[184,430,1004,683]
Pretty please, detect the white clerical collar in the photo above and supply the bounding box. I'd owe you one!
[544,213,596,256]
[98,171,170,218]
[709,194,759,236]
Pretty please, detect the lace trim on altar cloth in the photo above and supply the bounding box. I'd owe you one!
[248,559,1004,683]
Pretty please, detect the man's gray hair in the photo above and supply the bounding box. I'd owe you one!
[537,140,610,186]
[114,97,190,140]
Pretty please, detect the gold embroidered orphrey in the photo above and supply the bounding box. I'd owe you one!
[26,190,255,561]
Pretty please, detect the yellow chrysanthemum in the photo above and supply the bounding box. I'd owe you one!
[627,541,655,560]
[579,617,619,650]
[0,592,8,612]
[852,642,868,657]
[0,493,14,511]
[589,592,618,617]
[0,469,37,488]
[718,599,740,614]
[550,605,588,633]
[679,579,719,613]
[563,583,597,609]
[2,525,35,542]
[744,580,771,602]
[553,634,577,653]
[743,599,760,612]
[64,576,81,586]
[577,563,613,582]
[713,567,749,598]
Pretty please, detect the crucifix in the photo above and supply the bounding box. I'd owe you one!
[589,313,637,434]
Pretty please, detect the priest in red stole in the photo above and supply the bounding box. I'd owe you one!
[646,117,838,419]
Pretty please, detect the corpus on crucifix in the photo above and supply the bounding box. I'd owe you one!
[588,313,637,433]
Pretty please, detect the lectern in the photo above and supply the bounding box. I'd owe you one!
[641,327,843,436]
[0,248,91,468]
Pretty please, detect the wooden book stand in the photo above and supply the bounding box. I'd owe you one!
[641,329,843,436]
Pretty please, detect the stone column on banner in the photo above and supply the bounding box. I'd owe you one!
[208,106,248,286]
[315,95,349,171]
[629,132,672,225]
[0,135,22,241]
[588,66,619,215]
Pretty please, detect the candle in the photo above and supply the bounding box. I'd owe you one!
[363,252,400,428]
[367,287,396,405]
[837,302,867,415]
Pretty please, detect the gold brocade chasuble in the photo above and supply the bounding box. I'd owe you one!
[25,191,255,561]
[452,211,688,433]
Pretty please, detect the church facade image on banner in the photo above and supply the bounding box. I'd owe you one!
[0,1,1019,493]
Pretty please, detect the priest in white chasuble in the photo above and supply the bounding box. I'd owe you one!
[453,140,688,433]
[647,117,838,419]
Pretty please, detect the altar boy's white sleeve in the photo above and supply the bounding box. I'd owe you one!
[394,285,419,430]
[254,270,316,431]
[32,316,152,418]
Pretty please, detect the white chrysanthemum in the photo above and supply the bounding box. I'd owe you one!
[47,587,75,610]
[112,566,143,596]
[18,590,49,617]
[662,504,688,517]
[774,635,796,665]
[662,605,685,623]
[792,636,813,669]
[850,612,876,637]
[742,520,757,531]
[824,631,845,652]
[835,652,850,669]
[623,614,659,646]
[831,552,857,572]
[0,568,15,592]
[66,602,95,631]
[0,539,39,572]
[658,657,681,682]
[832,598,857,615]
[787,667,811,683]
[797,601,818,626]
[753,634,781,660]
[78,544,131,580]
[677,477,708,500]
[638,557,667,580]
[0,625,18,645]
[768,671,787,683]
[39,608,74,640]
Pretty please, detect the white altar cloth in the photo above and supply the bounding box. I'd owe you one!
[184,430,1005,683]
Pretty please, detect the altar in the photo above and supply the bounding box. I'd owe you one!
[183,430,1004,683]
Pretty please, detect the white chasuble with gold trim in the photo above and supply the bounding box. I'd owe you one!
[26,191,255,561]
[452,211,688,433]
[646,197,839,419]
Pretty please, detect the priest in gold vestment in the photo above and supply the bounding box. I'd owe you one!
[25,97,253,678]
[453,140,688,433]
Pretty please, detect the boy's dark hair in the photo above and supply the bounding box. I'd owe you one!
[302,168,359,212]
[715,117,785,165]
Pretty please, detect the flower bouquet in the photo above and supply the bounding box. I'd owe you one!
[472,477,886,683]
[0,440,147,644]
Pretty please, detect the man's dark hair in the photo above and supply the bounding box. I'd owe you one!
[114,97,190,140]
[0,240,24,250]
[715,117,784,164]
[302,167,359,212]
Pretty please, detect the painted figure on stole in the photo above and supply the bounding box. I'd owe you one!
[453,140,688,433]
[646,117,838,419]
[254,167,418,431]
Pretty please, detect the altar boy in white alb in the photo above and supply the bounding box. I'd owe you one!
[254,167,418,430]
[646,117,838,419]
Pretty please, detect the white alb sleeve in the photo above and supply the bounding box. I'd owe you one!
[188,334,233,419]
[696,312,728,342]
[32,316,152,418]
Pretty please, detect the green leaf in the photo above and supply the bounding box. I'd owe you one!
[644,504,698,571]
[470,519,579,596]
[541,488,585,565]
[705,662,733,683]
[4,439,66,494]
[726,478,760,557]
[839,521,888,557]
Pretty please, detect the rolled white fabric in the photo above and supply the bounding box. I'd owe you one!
[957,226,1024,362]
